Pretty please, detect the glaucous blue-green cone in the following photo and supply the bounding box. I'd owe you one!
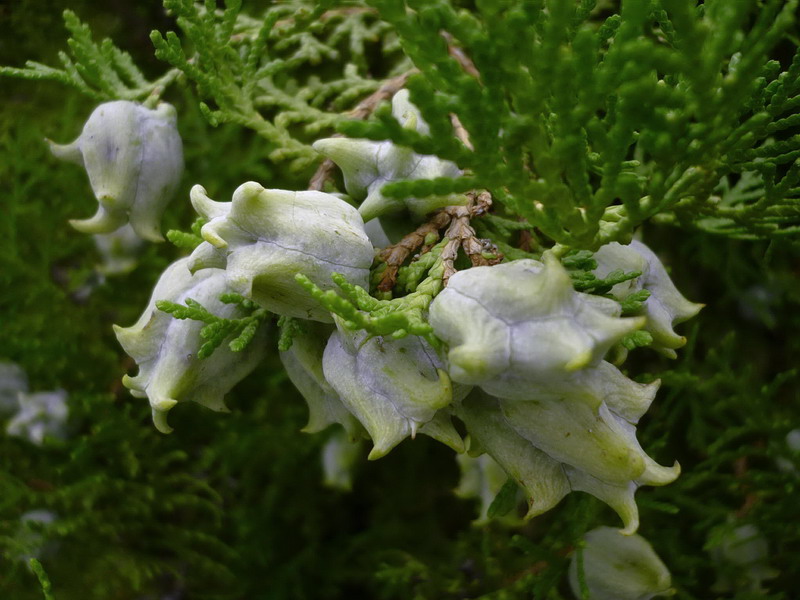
[113,257,267,433]
[499,395,678,486]
[6,389,69,446]
[48,101,183,242]
[279,322,363,440]
[322,317,467,459]
[429,255,645,394]
[456,390,675,532]
[188,183,374,321]
[569,527,674,600]
[593,240,703,358]
[312,89,463,222]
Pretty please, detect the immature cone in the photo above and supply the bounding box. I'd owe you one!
[322,317,466,459]
[456,388,678,533]
[321,429,365,491]
[48,101,183,241]
[313,89,463,222]
[113,257,267,433]
[429,255,645,394]
[188,182,374,321]
[710,523,778,593]
[568,526,673,600]
[593,240,703,357]
[434,255,677,531]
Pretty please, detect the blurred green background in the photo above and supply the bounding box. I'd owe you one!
[1,2,799,599]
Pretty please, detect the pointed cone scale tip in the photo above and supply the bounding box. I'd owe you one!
[69,206,126,235]
[200,222,228,249]
[619,512,640,536]
[358,190,403,223]
[565,349,593,372]
[151,398,178,434]
[368,443,392,461]
[538,252,574,306]
[46,138,83,165]
[232,181,265,204]
[130,218,164,243]
[152,409,174,434]
[190,184,227,221]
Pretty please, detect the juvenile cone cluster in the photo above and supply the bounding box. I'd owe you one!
[49,101,183,242]
[114,257,268,433]
[430,253,680,532]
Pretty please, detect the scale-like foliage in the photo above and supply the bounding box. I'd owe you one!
[348,0,800,248]
[2,1,800,599]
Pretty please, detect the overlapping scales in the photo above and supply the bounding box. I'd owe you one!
[279,322,362,439]
[322,317,468,459]
[49,101,183,241]
[431,254,680,532]
[456,389,678,534]
[593,240,704,358]
[429,254,645,393]
[188,182,374,321]
[113,257,267,433]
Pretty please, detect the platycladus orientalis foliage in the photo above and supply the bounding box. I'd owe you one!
[4,0,800,597]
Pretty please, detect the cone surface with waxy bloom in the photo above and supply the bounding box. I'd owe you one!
[188,182,374,321]
[593,240,703,358]
[48,100,183,241]
[432,253,679,532]
[429,254,645,394]
[114,257,267,433]
[322,317,467,459]
[279,322,362,439]
[569,526,674,600]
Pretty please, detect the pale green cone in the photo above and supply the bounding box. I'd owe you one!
[279,322,362,439]
[49,101,183,241]
[594,240,703,357]
[187,182,374,321]
[313,90,463,222]
[113,257,267,433]
[390,89,431,135]
[429,256,645,395]
[456,387,677,532]
[500,399,645,484]
[569,527,674,600]
[92,224,145,275]
[322,318,466,459]
[455,393,571,519]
